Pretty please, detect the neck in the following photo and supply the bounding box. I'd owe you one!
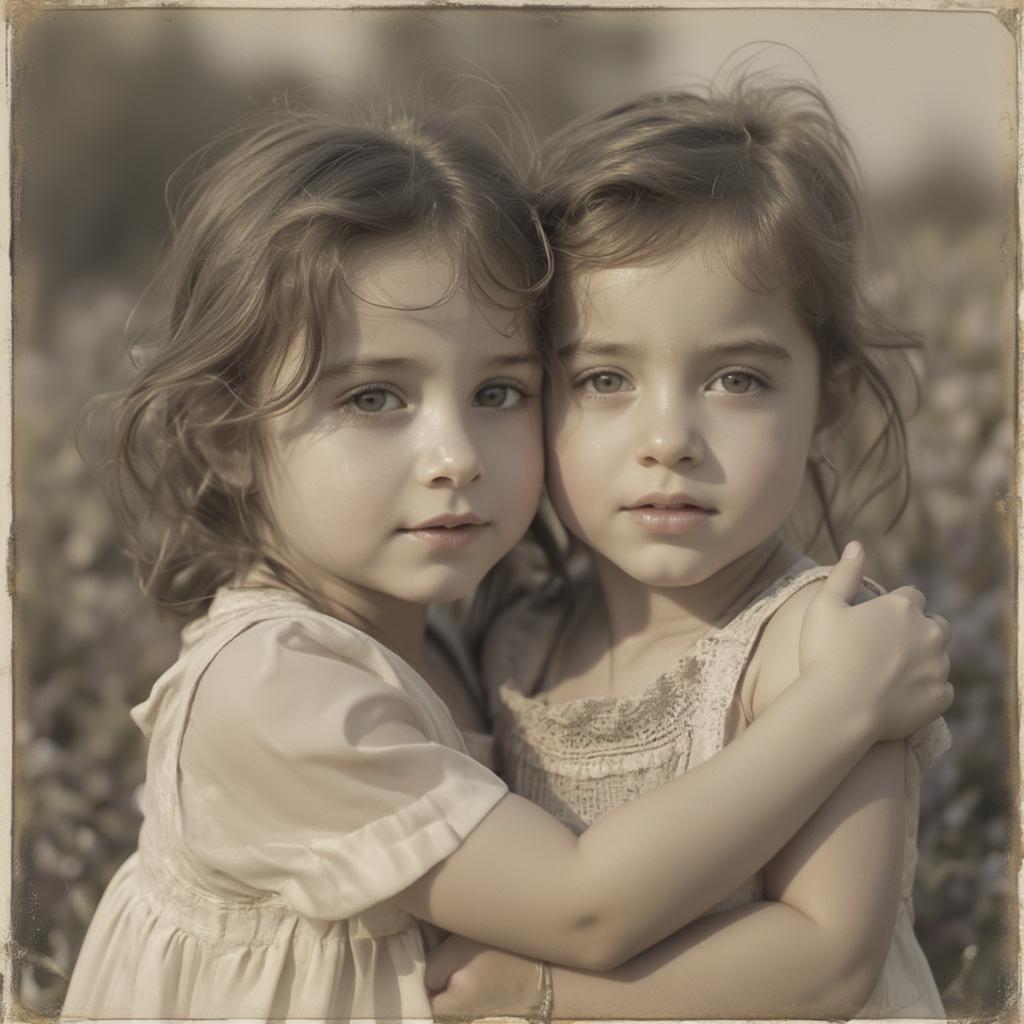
[592,534,800,656]
[247,561,429,671]
[320,580,430,671]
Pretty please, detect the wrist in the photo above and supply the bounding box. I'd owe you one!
[794,662,878,751]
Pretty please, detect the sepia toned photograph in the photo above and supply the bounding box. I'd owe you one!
[7,3,1017,1021]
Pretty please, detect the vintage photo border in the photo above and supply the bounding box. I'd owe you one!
[0,1,1018,1021]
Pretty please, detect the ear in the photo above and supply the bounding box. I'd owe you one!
[194,426,256,493]
[812,361,862,453]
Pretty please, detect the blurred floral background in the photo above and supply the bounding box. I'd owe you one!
[11,8,1016,1019]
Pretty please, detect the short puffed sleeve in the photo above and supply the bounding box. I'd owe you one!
[178,617,508,921]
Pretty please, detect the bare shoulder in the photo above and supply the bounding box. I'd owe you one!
[747,578,875,720]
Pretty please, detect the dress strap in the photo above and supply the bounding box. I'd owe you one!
[716,557,884,647]
[685,559,886,755]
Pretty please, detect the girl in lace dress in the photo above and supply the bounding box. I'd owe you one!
[429,79,951,1020]
[62,105,951,1023]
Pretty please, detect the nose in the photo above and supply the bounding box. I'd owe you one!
[635,398,704,468]
[416,412,484,488]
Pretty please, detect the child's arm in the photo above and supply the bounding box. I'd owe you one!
[581,740,902,1016]
[430,748,900,1017]
[428,583,913,1017]
[397,553,948,971]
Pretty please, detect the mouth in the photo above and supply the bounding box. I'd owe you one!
[625,494,715,514]
[399,514,488,551]
[405,513,486,530]
[622,495,716,535]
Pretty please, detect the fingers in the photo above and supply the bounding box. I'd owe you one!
[929,613,953,644]
[816,540,865,606]
[425,937,476,993]
[934,652,953,715]
[430,988,458,1014]
[888,585,927,612]
[424,957,453,995]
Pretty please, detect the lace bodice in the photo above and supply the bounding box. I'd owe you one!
[487,561,951,919]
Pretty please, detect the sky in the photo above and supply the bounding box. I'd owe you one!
[179,7,1015,194]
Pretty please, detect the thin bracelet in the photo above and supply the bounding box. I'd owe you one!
[529,961,553,1024]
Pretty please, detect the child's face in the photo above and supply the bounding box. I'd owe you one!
[260,241,544,607]
[546,243,822,588]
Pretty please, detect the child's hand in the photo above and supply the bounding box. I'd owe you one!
[799,541,952,742]
[427,934,543,1017]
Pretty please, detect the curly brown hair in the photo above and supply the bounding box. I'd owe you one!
[108,104,552,621]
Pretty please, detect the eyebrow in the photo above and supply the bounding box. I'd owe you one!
[558,337,793,364]
[480,352,544,370]
[556,339,640,360]
[319,357,417,381]
[320,351,541,380]
[706,338,793,364]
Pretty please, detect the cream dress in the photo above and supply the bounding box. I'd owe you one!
[485,559,950,1019]
[62,586,508,1023]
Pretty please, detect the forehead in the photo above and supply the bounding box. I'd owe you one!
[345,239,459,311]
[557,242,801,343]
[332,239,532,357]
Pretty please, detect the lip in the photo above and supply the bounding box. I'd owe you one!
[400,513,488,551]
[622,494,716,535]
[625,493,716,513]
[405,513,486,530]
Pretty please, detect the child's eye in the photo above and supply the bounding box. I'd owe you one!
[342,388,404,414]
[707,371,767,396]
[474,383,527,409]
[576,370,632,394]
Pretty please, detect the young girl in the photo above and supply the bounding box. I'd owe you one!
[61,106,950,1022]
[428,80,951,1019]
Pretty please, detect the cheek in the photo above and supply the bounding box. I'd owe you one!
[545,409,608,531]
[725,409,815,505]
[487,413,546,522]
[268,432,400,539]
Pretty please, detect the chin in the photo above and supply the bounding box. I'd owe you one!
[395,567,490,606]
[623,551,724,589]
